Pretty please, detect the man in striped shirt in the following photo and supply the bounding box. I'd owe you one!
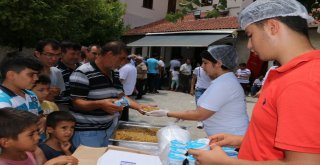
[69,41,147,147]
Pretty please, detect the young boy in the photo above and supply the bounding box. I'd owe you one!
[170,66,180,91]
[32,74,59,116]
[0,108,78,165]
[0,51,47,135]
[36,111,76,161]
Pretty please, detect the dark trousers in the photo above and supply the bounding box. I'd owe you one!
[240,83,250,96]
[147,73,159,93]
[136,79,146,98]
[180,74,191,93]
[120,106,129,121]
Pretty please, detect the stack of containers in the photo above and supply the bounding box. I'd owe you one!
[167,139,238,165]
[167,140,187,165]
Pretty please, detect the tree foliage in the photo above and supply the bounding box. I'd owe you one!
[0,0,127,50]
[165,0,227,22]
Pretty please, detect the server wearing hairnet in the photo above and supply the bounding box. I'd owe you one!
[188,0,320,164]
[147,45,249,137]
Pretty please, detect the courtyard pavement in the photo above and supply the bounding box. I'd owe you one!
[128,90,257,139]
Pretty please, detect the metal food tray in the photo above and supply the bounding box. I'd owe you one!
[109,121,163,154]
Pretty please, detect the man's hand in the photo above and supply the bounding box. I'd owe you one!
[188,145,231,165]
[44,155,78,165]
[146,110,169,117]
[209,133,243,148]
[101,99,124,113]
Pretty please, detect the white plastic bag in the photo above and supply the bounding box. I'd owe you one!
[156,125,191,164]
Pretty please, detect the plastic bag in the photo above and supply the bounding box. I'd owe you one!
[156,125,191,164]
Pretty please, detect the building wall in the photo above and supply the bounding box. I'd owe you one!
[120,0,169,28]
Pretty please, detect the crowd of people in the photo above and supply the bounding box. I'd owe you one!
[0,0,320,164]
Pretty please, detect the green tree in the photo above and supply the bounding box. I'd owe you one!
[165,0,227,22]
[0,0,126,50]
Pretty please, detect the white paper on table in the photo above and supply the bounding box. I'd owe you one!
[97,149,162,165]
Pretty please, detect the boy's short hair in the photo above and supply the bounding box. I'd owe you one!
[0,108,39,140]
[33,74,51,88]
[46,111,76,128]
[61,41,81,53]
[0,51,43,79]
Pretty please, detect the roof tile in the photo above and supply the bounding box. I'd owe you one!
[125,14,239,36]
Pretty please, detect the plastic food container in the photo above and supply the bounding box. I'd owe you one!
[187,155,196,165]
[222,147,238,158]
[168,153,185,165]
[186,141,210,150]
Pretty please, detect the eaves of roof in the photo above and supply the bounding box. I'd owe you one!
[125,14,240,36]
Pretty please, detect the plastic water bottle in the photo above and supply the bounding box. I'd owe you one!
[114,97,130,107]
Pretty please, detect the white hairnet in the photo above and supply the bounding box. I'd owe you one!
[239,0,314,30]
[207,45,238,70]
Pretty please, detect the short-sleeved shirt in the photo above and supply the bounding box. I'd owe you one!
[0,152,37,165]
[41,100,59,115]
[171,71,179,80]
[239,50,320,160]
[146,58,159,74]
[55,61,80,105]
[193,67,211,89]
[136,62,147,79]
[236,68,251,84]
[198,72,249,136]
[119,63,137,95]
[180,63,192,76]
[0,85,42,115]
[69,62,123,131]
[49,67,66,91]
[169,59,181,71]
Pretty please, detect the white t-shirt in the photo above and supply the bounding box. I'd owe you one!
[236,68,251,84]
[158,60,165,68]
[253,78,262,86]
[169,59,181,71]
[171,71,179,80]
[50,67,66,92]
[180,63,192,75]
[198,72,249,136]
[193,67,211,89]
[119,63,137,95]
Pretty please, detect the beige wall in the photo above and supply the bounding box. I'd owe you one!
[120,0,169,28]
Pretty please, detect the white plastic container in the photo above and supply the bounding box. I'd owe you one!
[187,155,196,165]
[222,147,238,158]
[168,154,185,165]
[186,141,210,150]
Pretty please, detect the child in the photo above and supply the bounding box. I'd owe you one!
[0,51,46,136]
[250,76,263,96]
[32,74,59,116]
[36,111,76,162]
[0,108,78,165]
[170,66,180,91]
